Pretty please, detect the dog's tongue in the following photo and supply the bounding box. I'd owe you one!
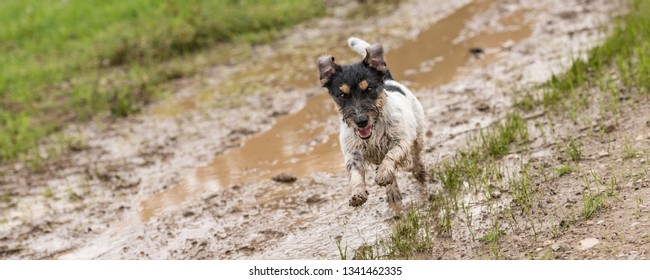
[356,126,372,139]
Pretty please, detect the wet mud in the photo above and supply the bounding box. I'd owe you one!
[0,0,626,259]
[139,0,534,225]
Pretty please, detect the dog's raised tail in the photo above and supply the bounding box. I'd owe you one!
[348,37,370,58]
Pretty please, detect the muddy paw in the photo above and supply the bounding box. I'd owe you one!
[349,190,369,207]
[375,167,394,186]
[386,188,402,204]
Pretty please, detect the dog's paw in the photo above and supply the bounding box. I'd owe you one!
[386,188,402,205]
[349,190,369,207]
[375,166,395,186]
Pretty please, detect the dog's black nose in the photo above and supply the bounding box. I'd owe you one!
[354,115,369,128]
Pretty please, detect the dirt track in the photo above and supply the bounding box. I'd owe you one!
[3,0,644,260]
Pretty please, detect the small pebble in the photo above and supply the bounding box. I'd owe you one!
[272,173,297,183]
[551,242,570,252]
[578,238,599,251]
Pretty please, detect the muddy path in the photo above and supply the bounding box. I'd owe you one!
[0,0,622,259]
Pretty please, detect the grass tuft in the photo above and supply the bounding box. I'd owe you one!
[43,187,54,199]
[554,165,573,177]
[510,164,534,212]
[581,191,606,219]
[480,220,504,259]
[384,207,433,259]
[622,139,639,159]
[481,112,529,158]
[436,161,462,204]
[336,239,348,260]
[565,138,582,162]
[352,244,377,260]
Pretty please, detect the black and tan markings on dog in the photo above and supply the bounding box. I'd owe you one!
[317,37,426,207]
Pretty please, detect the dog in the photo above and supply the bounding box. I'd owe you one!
[316,37,426,207]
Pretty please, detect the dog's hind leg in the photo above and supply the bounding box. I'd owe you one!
[386,180,402,205]
[412,134,432,201]
[411,135,426,185]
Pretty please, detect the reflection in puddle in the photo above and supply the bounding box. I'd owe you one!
[140,0,533,221]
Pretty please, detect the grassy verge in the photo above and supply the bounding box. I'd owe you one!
[347,0,650,259]
[518,0,650,116]
[0,0,324,162]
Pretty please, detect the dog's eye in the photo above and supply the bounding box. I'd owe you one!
[367,87,373,92]
[338,93,346,99]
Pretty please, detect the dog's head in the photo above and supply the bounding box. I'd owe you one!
[317,44,389,140]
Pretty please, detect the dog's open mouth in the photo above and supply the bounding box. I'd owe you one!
[355,125,373,139]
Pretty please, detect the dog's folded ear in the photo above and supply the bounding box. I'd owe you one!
[363,44,388,73]
[317,55,339,86]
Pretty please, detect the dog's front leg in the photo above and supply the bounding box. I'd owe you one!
[345,152,368,207]
[375,140,411,186]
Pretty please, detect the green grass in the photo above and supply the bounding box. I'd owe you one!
[67,188,81,202]
[581,191,606,219]
[635,196,644,216]
[523,0,650,114]
[436,161,462,203]
[352,243,377,260]
[581,174,607,219]
[0,0,324,162]
[565,138,582,162]
[510,164,533,212]
[436,111,528,196]
[622,139,639,159]
[383,207,433,258]
[554,164,573,177]
[350,207,434,260]
[481,112,529,158]
[480,220,504,258]
[335,239,348,260]
[43,187,54,199]
[431,195,453,236]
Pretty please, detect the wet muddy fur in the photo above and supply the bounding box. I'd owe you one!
[317,37,426,207]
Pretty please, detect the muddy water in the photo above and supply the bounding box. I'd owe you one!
[139,0,532,221]
[391,2,532,86]
[141,94,341,220]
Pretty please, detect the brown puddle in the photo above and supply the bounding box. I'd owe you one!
[140,0,532,221]
[194,93,342,187]
[390,1,532,87]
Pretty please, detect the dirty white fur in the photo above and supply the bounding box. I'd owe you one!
[340,37,426,207]
[339,80,424,166]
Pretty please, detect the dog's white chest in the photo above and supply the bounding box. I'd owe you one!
[341,121,392,165]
